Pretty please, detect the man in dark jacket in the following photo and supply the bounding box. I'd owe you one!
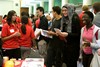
[36,7,48,41]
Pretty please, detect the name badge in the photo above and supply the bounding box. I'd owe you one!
[10,29,14,33]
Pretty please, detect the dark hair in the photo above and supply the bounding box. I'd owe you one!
[21,16,28,34]
[93,2,100,12]
[3,15,7,19]
[62,6,68,9]
[84,11,94,22]
[21,11,29,17]
[52,6,61,15]
[7,10,16,25]
[36,7,44,14]
[30,14,34,18]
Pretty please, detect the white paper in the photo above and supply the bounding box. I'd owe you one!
[35,28,41,39]
[54,28,61,34]
[21,58,44,67]
[41,30,52,38]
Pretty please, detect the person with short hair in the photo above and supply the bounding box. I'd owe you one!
[46,6,63,67]
[80,11,100,67]
[36,7,48,48]
[79,5,89,28]
[92,2,100,27]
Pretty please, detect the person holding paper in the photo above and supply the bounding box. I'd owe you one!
[36,7,48,49]
[56,4,81,67]
[46,6,63,67]
[36,7,48,41]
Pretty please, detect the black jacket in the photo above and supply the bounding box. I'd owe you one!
[38,15,48,41]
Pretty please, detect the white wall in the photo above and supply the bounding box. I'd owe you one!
[0,0,20,17]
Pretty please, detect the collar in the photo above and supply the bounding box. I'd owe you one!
[40,15,45,19]
[84,25,95,30]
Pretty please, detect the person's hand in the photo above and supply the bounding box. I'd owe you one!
[12,32,21,37]
[82,42,90,47]
[47,31,53,35]
[47,31,58,36]
[78,58,82,62]
[97,49,100,56]
[82,39,90,47]
[35,31,41,39]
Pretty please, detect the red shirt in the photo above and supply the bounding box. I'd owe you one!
[1,23,20,49]
[16,16,21,23]
[2,18,7,25]
[35,18,40,28]
[28,18,33,27]
[19,24,35,47]
[79,11,85,27]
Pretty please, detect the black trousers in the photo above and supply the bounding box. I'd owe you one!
[2,48,21,60]
[62,45,79,67]
[82,51,93,67]
[46,46,62,67]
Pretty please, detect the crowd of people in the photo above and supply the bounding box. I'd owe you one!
[0,2,100,67]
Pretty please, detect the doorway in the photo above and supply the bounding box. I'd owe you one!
[20,7,29,17]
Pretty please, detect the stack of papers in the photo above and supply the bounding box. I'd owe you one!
[41,30,52,38]
[35,28,52,39]
[54,28,61,34]
[21,58,44,67]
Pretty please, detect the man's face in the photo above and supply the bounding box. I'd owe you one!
[36,9,43,17]
[52,9,56,18]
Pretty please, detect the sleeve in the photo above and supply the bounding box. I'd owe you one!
[79,28,84,58]
[1,25,8,38]
[30,28,35,39]
[28,19,33,27]
[91,29,100,49]
[67,13,81,39]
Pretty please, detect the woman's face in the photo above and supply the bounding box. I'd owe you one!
[82,13,91,25]
[12,13,17,22]
[62,7,68,16]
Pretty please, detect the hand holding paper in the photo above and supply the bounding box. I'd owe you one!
[41,30,52,38]
[54,28,61,34]
[34,28,41,39]
[54,28,68,37]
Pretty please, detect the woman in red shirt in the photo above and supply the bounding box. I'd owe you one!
[1,10,21,59]
[19,15,35,59]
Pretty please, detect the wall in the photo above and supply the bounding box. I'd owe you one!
[0,0,20,17]
[54,0,61,7]
[69,0,82,5]
[93,0,100,3]
[44,2,48,13]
